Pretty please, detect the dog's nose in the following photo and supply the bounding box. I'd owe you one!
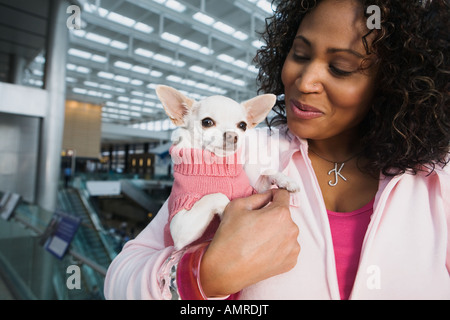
[224,131,238,145]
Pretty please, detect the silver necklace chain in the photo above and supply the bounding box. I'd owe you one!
[309,149,360,187]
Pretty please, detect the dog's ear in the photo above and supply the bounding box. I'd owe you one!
[242,94,276,128]
[155,85,195,126]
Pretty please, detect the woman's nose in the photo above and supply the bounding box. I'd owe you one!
[295,62,323,93]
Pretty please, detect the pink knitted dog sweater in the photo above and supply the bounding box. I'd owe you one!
[164,146,255,247]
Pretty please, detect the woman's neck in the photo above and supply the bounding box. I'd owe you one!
[307,128,362,163]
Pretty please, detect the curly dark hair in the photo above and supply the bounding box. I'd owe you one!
[254,0,450,177]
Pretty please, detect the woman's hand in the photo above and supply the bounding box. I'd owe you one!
[199,189,300,297]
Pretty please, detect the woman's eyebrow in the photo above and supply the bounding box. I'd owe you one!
[294,35,365,59]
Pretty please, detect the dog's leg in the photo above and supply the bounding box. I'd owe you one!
[170,193,230,250]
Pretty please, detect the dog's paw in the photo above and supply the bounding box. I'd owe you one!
[260,171,300,193]
[274,175,300,193]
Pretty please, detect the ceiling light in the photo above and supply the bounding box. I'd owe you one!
[233,79,246,86]
[180,39,201,51]
[252,39,265,48]
[84,81,99,87]
[213,21,235,35]
[73,87,87,94]
[87,90,102,97]
[150,70,163,77]
[233,31,249,41]
[114,61,132,69]
[219,74,234,82]
[199,47,213,55]
[131,91,144,96]
[110,40,128,50]
[172,60,186,67]
[34,55,45,64]
[107,12,136,27]
[131,99,143,105]
[248,65,259,73]
[131,79,143,86]
[189,65,205,73]
[161,32,181,44]
[91,55,107,63]
[196,83,209,90]
[71,29,86,38]
[97,71,114,79]
[85,32,111,45]
[165,0,186,13]
[97,7,109,17]
[132,65,150,74]
[76,66,90,74]
[217,54,235,63]
[193,12,215,25]
[114,75,130,83]
[233,60,248,69]
[154,54,172,64]
[134,22,154,34]
[256,0,274,14]
[33,69,44,76]
[100,84,113,90]
[135,48,154,58]
[204,70,220,78]
[167,75,182,83]
[68,48,92,59]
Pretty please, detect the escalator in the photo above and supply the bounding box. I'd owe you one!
[57,188,113,270]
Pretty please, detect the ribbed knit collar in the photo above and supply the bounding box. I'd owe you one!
[170,146,244,177]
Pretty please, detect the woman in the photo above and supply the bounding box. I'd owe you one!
[104,0,450,300]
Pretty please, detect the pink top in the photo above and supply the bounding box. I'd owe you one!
[327,198,374,300]
[165,147,255,246]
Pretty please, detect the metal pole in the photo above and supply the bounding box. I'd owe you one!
[36,0,69,212]
[36,0,69,299]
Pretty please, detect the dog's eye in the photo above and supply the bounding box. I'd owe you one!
[201,118,215,128]
[238,122,247,131]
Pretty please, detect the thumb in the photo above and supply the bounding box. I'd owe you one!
[270,188,290,205]
[244,191,274,211]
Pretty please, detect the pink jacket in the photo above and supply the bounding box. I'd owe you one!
[164,147,254,246]
[104,126,450,300]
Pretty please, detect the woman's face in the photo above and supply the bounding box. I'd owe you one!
[282,0,378,141]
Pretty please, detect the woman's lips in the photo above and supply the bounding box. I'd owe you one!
[290,100,324,120]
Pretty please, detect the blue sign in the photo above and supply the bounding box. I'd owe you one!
[43,211,81,259]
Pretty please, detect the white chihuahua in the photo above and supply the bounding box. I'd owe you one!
[156,85,299,250]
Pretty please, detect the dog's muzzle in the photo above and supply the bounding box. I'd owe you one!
[223,131,238,150]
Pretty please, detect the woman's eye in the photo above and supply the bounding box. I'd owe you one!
[238,122,247,131]
[293,54,309,62]
[330,65,353,77]
[201,118,215,128]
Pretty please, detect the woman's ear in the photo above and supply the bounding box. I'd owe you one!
[242,94,276,128]
[155,85,195,126]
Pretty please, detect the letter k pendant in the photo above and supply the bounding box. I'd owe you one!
[328,163,347,187]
